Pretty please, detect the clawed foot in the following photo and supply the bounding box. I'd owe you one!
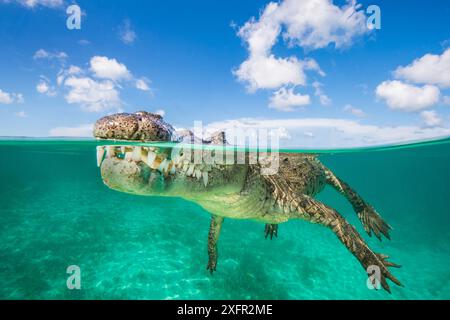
[264,224,278,240]
[358,206,391,241]
[206,257,217,274]
[365,252,402,293]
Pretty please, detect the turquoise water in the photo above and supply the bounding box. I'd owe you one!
[0,139,449,299]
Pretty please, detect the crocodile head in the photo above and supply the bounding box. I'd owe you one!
[93,111,247,200]
[94,111,174,141]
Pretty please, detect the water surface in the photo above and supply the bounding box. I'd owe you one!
[0,138,449,299]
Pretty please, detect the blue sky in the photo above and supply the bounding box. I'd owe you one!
[0,0,449,147]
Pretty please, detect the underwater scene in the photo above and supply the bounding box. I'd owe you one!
[1,137,449,300]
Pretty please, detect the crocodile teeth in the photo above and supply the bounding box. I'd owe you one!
[96,146,105,167]
[124,152,133,161]
[195,168,202,180]
[147,151,156,167]
[202,171,208,187]
[131,147,141,162]
[182,163,189,173]
[151,157,162,170]
[106,146,115,158]
[186,164,195,176]
[158,159,169,173]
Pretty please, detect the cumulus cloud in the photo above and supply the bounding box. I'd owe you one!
[0,89,14,104]
[235,55,305,92]
[2,0,64,8]
[36,78,57,96]
[204,117,450,148]
[57,65,83,86]
[312,81,331,106]
[35,53,154,112]
[375,80,440,111]
[64,76,121,112]
[420,110,442,127]
[394,48,450,88]
[33,49,68,60]
[49,124,94,137]
[0,89,24,104]
[269,87,310,111]
[52,56,153,112]
[118,19,137,45]
[89,56,131,81]
[343,104,365,117]
[234,0,366,108]
[135,77,151,91]
[377,48,450,111]
[237,0,367,53]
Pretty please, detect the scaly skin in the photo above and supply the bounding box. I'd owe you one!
[94,111,402,293]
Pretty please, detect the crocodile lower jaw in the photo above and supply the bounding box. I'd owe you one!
[96,145,211,187]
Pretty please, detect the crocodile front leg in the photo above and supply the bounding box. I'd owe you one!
[264,224,278,239]
[207,215,224,274]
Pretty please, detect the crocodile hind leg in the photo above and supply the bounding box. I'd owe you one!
[324,167,391,241]
[290,194,402,293]
[207,215,224,274]
[264,224,278,239]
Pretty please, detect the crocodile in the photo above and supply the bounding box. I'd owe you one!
[93,111,402,293]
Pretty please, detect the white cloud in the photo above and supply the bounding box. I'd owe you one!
[312,81,331,106]
[89,56,131,81]
[234,55,308,92]
[118,19,137,45]
[237,0,367,53]
[33,49,68,60]
[0,89,24,104]
[57,65,83,86]
[375,80,440,111]
[135,77,151,91]
[269,87,310,111]
[0,89,14,104]
[3,0,63,8]
[36,81,50,94]
[78,39,90,46]
[394,48,450,88]
[343,104,365,117]
[64,76,121,112]
[420,110,442,127]
[15,93,24,103]
[234,0,364,107]
[14,110,27,118]
[40,56,152,112]
[36,78,57,96]
[49,124,94,137]
[204,117,450,148]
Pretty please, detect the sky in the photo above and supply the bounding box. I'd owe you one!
[0,0,449,147]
